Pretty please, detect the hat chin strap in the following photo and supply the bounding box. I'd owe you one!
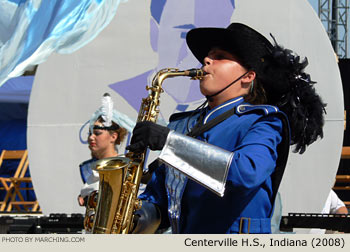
[205,71,249,102]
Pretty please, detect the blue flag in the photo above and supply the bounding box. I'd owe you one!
[0,0,127,86]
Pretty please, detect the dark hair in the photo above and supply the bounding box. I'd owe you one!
[112,124,127,145]
[96,117,128,145]
[243,78,267,105]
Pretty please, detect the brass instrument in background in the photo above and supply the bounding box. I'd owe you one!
[84,68,206,234]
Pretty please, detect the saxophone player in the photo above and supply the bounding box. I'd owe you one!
[127,23,326,234]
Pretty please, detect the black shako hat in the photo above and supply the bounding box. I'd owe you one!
[186,22,326,154]
[186,23,273,77]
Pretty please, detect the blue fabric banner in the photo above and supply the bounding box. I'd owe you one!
[0,0,127,86]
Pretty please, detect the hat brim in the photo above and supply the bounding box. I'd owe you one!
[186,28,241,63]
[186,23,273,71]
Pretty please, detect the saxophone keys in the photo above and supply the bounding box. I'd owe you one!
[151,111,158,117]
[134,199,142,210]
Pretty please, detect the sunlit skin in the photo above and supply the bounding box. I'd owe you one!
[88,121,118,160]
[200,48,256,108]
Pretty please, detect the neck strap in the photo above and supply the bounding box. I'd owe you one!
[206,71,249,102]
[187,107,236,138]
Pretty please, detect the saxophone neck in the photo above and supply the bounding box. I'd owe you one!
[153,68,206,86]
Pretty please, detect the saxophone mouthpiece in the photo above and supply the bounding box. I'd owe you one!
[186,68,207,79]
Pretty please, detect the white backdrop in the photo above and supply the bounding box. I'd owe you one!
[28,0,343,228]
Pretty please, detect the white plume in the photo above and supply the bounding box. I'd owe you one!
[101,93,113,127]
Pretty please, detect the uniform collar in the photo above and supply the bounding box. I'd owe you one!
[204,96,244,124]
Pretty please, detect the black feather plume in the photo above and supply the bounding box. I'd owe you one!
[264,37,327,154]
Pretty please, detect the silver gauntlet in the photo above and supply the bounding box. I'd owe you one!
[158,130,233,196]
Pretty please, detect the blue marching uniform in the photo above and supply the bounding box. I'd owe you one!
[79,158,97,184]
[139,96,290,233]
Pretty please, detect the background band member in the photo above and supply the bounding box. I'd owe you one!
[78,93,132,206]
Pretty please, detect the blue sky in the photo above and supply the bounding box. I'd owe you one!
[308,0,318,12]
[307,0,349,57]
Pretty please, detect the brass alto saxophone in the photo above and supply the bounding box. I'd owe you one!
[85,68,205,234]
